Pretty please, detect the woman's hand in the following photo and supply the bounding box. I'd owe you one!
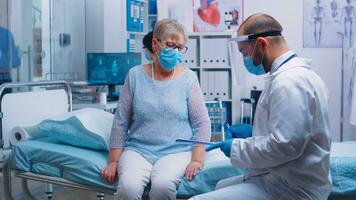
[184,161,203,181]
[100,162,118,184]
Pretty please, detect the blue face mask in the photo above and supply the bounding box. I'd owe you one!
[243,42,266,75]
[157,48,181,71]
[243,57,266,75]
[144,51,152,61]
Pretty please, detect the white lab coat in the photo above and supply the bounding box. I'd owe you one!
[191,57,331,200]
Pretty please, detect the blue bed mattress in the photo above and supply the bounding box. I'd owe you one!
[11,138,243,196]
[12,139,356,197]
[12,138,116,190]
[329,142,356,197]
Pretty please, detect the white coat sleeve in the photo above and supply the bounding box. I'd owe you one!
[230,83,314,169]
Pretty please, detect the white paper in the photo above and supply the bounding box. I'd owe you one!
[9,126,47,145]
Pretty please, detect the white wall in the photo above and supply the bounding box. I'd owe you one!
[103,0,123,52]
[86,0,104,53]
[240,0,342,141]
[52,0,86,80]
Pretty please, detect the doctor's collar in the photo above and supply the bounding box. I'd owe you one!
[231,31,282,43]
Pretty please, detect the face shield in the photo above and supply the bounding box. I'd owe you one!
[229,31,282,44]
[227,31,282,83]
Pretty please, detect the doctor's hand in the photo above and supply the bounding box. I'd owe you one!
[100,162,118,185]
[206,139,233,158]
[184,161,203,181]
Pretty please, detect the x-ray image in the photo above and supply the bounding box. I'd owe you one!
[304,0,356,48]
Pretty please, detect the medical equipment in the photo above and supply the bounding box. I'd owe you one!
[338,32,356,141]
[239,88,262,125]
[175,138,213,145]
[339,32,346,141]
[45,72,81,82]
[87,53,141,101]
[205,100,226,142]
[240,98,254,125]
[205,139,233,157]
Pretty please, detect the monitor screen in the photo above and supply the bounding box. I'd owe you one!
[87,53,141,85]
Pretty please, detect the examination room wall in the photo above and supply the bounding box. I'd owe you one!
[87,0,349,141]
[242,0,345,141]
[22,0,349,141]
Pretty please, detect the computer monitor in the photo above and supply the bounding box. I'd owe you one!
[87,52,141,100]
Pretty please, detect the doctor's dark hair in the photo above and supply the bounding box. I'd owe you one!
[239,13,284,45]
[143,31,154,54]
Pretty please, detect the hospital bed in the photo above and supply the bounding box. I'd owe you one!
[0,81,241,200]
[1,81,356,200]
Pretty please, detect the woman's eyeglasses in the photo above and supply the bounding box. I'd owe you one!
[157,39,188,54]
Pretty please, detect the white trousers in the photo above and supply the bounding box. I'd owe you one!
[189,175,269,200]
[190,174,317,200]
[117,150,191,200]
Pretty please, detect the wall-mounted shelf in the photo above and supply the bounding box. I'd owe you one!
[180,32,236,126]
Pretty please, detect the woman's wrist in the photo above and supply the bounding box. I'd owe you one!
[107,148,123,165]
[108,160,119,165]
[191,160,203,165]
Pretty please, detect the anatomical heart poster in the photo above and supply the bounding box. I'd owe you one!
[193,0,244,32]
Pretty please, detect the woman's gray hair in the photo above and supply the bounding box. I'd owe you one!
[153,19,188,43]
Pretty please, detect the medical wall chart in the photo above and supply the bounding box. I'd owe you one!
[193,0,244,32]
[127,0,145,32]
[304,0,356,48]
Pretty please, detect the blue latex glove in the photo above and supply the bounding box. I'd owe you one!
[205,139,233,157]
[229,124,253,139]
[224,123,253,140]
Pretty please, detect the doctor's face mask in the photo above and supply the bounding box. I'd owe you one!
[241,41,266,75]
[230,31,283,75]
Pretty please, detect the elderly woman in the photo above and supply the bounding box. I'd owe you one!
[101,19,211,200]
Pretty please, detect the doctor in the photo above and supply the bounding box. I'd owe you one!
[191,13,331,200]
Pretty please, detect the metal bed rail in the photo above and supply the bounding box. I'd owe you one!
[15,171,116,200]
